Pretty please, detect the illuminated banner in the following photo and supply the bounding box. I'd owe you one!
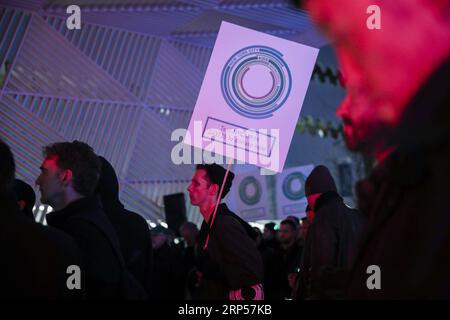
[184,21,318,173]
[234,172,270,221]
[276,164,314,219]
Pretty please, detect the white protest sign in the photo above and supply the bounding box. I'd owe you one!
[276,164,314,219]
[183,21,318,174]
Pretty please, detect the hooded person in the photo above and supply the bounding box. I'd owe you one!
[96,156,153,297]
[297,165,364,300]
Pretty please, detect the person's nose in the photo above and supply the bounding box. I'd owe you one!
[336,95,351,122]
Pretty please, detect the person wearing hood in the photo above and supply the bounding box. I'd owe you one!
[96,156,153,297]
[297,165,364,300]
[187,164,264,300]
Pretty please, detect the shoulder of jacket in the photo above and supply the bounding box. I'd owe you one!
[214,212,239,225]
[64,215,99,231]
[213,214,243,235]
[124,210,148,227]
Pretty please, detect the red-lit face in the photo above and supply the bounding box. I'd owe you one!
[305,0,445,152]
[334,48,395,152]
[187,169,217,207]
[35,155,67,207]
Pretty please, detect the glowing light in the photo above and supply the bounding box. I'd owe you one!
[318,129,324,138]
[35,210,42,222]
[160,222,168,228]
[249,222,264,231]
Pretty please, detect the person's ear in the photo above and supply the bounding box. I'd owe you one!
[209,183,219,197]
[61,169,74,186]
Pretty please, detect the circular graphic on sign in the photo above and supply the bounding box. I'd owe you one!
[239,176,262,205]
[221,45,292,119]
[282,172,307,200]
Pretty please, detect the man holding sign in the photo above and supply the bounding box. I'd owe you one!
[182,20,317,300]
[187,164,264,300]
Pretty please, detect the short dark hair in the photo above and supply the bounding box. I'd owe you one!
[43,141,101,196]
[281,219,297,231]
[196,164,235,199]
[286,215,300,227]
[253,226,262,236]
[264,222,276,233]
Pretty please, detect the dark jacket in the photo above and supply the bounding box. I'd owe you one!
[183,244,199,299]
[151,242,185,300]
[280,241,302,299]
[96,157,153,296]
[194,203,264,300]
[0,191,83,299]
[46,196,123,299]
[299,191,364,299]
[347,59,450,299]
[257,240,284,300]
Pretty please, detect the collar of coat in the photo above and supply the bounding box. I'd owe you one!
[46,195,102,227]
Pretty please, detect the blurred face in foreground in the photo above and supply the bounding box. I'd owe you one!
[305,0,450,155]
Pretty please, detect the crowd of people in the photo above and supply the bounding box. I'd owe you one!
[1,0,450,299]
[0,139,362,300]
